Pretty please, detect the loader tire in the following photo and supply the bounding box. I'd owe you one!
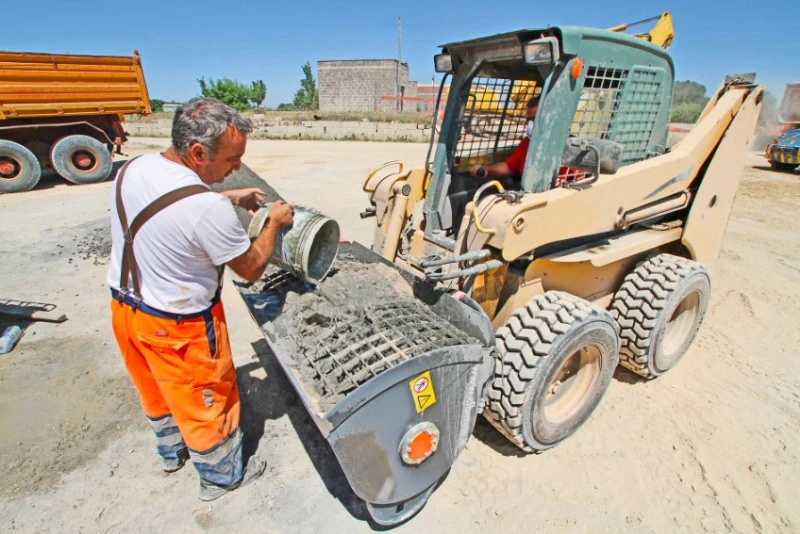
[484,291,620,453]
[50,134,113,185]
[0,140,41,194]
[610,254,711,379]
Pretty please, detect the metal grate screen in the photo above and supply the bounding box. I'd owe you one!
[610,67,665,164]
[239,268,477,400]
[304,301,475,396]
[571,65,665,166]
[571,67,628,140]
[453,78,540,168]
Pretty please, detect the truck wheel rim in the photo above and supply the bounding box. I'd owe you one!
[543,344,601,425]
[0,157,22,182]
[658,291,700,371]
[70,149,98,173]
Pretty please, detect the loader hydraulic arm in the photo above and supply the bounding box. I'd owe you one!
[608,11,675,50]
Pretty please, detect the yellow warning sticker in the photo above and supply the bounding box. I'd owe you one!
[409,371,437,413]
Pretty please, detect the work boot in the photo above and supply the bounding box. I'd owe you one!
[163,448,189,473]
[197,457,267,502]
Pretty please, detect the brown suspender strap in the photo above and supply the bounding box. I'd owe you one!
[123,185,210,297]
[115,157,211,299]
[115,156,140,295]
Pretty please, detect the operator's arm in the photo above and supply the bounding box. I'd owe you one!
[227,201,293,282]
[471,138,528,180]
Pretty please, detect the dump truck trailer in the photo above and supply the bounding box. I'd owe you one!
[0,50,151,193]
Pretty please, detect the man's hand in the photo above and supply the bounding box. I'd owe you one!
[267,200,294,228]
[471,162,513,180]
[224,188,267,215]
[228,200,294,283]
[471,165,488,179]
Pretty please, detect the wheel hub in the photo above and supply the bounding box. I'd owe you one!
[71,149,97,172]
[543,344,601,425]
[658,290,700,371]
[0,157,21,180]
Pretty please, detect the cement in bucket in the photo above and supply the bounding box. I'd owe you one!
[248,205,340,283]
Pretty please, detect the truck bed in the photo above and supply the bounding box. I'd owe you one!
[0,50,150,119]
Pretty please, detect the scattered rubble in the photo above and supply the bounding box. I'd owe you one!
[76,223,112,265]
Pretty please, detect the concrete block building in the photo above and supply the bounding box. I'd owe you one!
[416,84,449,113]
[317,59,419,112]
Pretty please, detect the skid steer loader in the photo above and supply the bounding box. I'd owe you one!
[362,25,764,454]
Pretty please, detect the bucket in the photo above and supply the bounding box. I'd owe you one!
[248,205,340,284]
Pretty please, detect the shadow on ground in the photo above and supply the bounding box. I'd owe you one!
[471,365,644,456]
[236,339,374,525]
[751,164,799,175]
[613,366,645,384]
[471,417,529,458]
[28,160,128,192]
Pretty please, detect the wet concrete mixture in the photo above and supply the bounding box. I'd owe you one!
[237,250,476,412]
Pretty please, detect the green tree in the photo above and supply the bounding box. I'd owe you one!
[250,80,267,108]
[198,77,254,111]
[670,80,710,123]
[670,102,704,124]
[150,98,165,113]
[673,80,709,106]
[292,62,319,110]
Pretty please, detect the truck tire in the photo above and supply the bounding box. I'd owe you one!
[484,291,620,452]
[0,140,42,194]
[610,254,711,379]
[50,134,113,185]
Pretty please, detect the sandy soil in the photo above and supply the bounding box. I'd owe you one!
[0,139,797,533]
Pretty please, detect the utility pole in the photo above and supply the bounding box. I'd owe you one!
[397,16,402,111]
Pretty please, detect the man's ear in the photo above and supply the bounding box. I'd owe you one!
[188,143,208,164]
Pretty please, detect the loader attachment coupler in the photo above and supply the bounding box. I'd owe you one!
[724,73,756,86]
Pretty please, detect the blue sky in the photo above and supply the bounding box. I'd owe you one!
[4,0,798,106]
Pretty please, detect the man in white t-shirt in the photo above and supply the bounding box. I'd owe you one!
[108,97,293,501]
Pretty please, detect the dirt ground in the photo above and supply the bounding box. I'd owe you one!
[0,138,798,533]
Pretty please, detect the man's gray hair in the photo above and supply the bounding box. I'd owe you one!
[171,97,253,156]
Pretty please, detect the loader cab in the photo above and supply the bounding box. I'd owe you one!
[423,26,675,244]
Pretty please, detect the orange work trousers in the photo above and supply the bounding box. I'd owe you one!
[110,297,243,487]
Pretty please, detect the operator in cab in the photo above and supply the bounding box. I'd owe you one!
[469,96,584,186]
[470,96,539,181]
